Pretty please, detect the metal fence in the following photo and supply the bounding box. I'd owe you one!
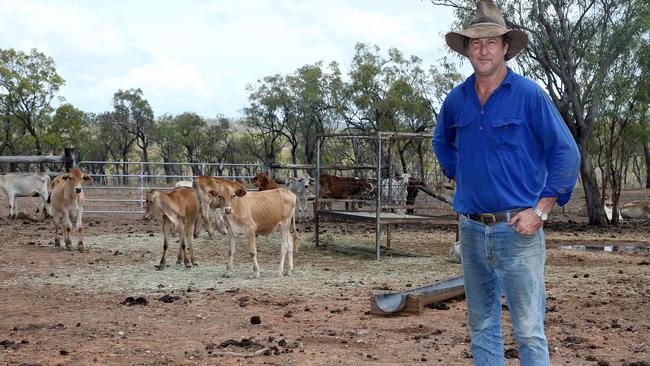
[78,161,262,215]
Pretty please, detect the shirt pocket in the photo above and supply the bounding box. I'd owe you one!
[490,118,523,147]
[450,120,472,149]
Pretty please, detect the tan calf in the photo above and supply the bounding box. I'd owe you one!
[143,187,200,269]
[206,181,299,278]
[48,168,92,252]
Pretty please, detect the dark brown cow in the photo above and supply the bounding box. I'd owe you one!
[406,176,426,214]
[251,172,281,191]
[318,174,374,210]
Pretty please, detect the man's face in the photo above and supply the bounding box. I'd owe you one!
[466,37,508,77]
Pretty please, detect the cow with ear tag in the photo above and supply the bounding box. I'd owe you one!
[48,168,93,252]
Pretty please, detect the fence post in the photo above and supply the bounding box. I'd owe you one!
[64,147,77,170]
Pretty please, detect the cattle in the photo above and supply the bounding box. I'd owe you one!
[380,173,410,214]
[193,176,247,238]
[0,172,51,219]
[406,177,427,215]
[48,168,92,252]
[577,199,623,222]
[620,200,650,219]
[449,241,462,263]
[318,174,374,210]
[251,172,281,191]
[432,181,455,205]
[143,187,200,269]
[285,174,311,217]
[205,181,299,278]
[174,180,194,189]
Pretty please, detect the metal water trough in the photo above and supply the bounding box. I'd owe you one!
[372,275,465,315]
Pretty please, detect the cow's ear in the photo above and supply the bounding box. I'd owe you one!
[207,189,217,197]
[235,188,247,197]
[62,174,70,180]
[83,175,93,183]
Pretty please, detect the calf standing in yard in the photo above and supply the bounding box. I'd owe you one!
[48,168,92,252]
[285,175,311,218]
[143,187,199,269]
[206,181,299,278]
[0,172,50,219]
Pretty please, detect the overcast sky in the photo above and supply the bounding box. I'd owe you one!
[0,0,468,119]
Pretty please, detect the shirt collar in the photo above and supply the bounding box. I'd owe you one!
[461,67,515,94]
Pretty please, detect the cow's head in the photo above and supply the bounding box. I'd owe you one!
[143,190,161,221]
[207,183,247,215]
[251,172,268,190]
[62,168,92,194]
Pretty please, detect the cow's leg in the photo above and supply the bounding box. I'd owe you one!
[63,209,73,251]
[179,229,191,268]
[76,208,85,252]
[247,232,261,279]
[193,213,202,239]
[53,211,61,247]
[223,234,237,278]
[9,194,15,218]
[199,202,215,239]
[187,222,197,267]
[175,224,186,266]
[158,218,170,269]
[278,228,288,277]
[286,228,294,276]
[39,193,50,219]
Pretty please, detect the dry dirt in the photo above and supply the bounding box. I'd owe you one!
[0,189,649,366]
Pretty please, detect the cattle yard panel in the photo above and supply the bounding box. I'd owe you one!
[314,132,454,259]
[78,161,262,215]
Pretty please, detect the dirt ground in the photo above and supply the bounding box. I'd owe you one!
[0,189,649,366]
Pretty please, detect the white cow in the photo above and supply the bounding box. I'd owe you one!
[381,173,410,214]
[285,174,311,217]
[0,173,50,219]
[620,200,650,219]
[449,241,462,264]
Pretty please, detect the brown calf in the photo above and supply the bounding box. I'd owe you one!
[318,174,374,210]
[49,168,92,252]
[143,187,199,269]
[251,172,281,191]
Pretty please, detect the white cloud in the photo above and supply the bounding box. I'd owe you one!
[0,0,459,118]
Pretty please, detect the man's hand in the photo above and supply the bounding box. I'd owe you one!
[508,208,542,235]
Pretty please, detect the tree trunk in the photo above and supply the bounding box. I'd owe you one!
[579,150,606,225]
[644,143,650,188]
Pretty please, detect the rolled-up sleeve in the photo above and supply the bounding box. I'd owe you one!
[534,91,581,206]
[432,100,458,179]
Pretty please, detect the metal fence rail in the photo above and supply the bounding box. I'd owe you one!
[78,161,262,215]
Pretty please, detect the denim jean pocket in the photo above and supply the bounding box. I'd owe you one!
[509,224,539,242]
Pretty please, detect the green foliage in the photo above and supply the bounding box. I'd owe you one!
[0,48,64,154]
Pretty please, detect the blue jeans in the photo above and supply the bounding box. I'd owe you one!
[459,214,549,366]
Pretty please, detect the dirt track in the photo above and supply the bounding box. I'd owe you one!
[1,191,649,365]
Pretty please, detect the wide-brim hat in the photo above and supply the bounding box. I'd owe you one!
[445,0,528,61]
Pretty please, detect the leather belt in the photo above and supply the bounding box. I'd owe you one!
[467,208,526,226]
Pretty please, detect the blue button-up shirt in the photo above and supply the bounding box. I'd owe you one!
[432,68,580,214]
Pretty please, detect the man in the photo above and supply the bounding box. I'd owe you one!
[432,1,580,365]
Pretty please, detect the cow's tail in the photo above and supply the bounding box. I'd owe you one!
[291,203,300,253]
